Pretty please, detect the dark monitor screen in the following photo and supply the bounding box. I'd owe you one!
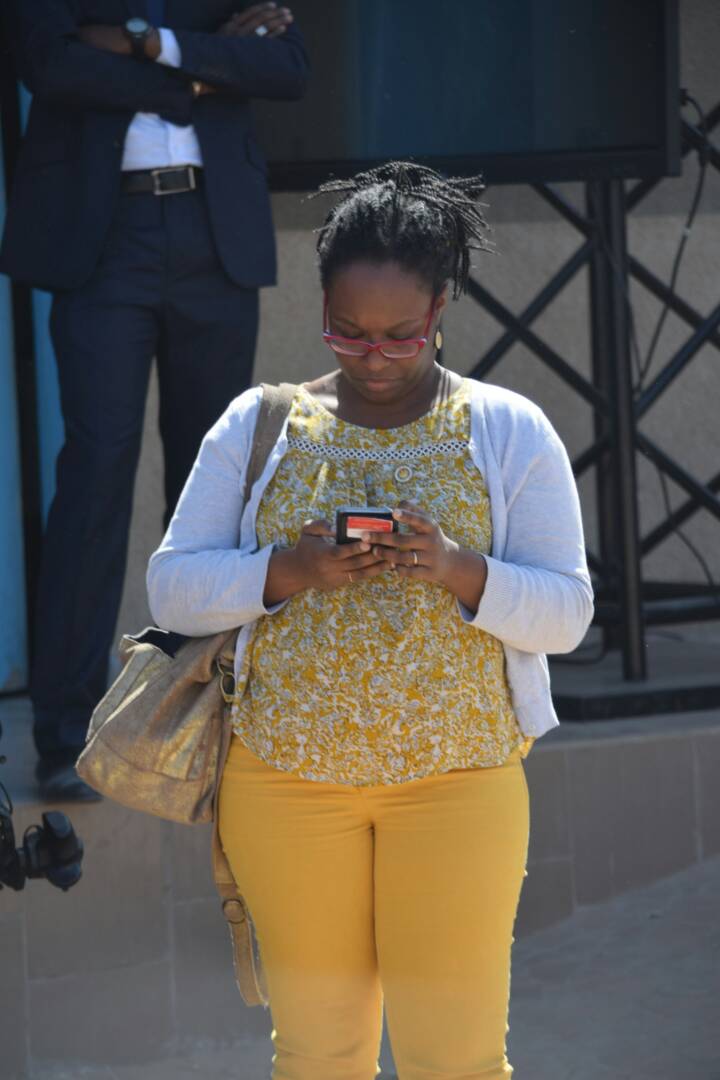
[254,0,680,189]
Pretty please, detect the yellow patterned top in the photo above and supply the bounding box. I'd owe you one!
[230,379,534,785]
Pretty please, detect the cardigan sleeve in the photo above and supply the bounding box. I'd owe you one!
[459,408,594,654]
[146,390,285,636]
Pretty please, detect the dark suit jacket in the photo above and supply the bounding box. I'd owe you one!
[0,0,309,291]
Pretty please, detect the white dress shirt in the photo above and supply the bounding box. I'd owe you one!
[121,28,203,171]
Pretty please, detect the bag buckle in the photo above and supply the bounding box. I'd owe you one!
[216,660,236,704]
[222,898,247,925]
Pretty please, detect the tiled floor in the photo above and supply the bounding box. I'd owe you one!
[27,854,720,1080]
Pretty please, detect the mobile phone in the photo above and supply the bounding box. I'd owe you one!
[336,506,398,544]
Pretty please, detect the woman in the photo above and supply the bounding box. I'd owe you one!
[147,162,593,1080]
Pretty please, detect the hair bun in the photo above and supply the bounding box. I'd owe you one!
[310,160,493,299]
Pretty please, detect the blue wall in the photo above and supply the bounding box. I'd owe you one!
[0,88,65,691]
[0,132,29,690]
[32,289,63,521]
[18,89,64,522]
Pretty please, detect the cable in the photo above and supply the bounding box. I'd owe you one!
[592,90,719,603]
[635,92,710,391]
[639,92,719,599]
[559,91,719,665]
[552,640,608,666]
[654,463,720,601]
[0,780,13,816]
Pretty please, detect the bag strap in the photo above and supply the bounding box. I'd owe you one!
[211,720,270,1007]
[242,382,299,508]
[213,825,270,1007]
[211,382,298,1008]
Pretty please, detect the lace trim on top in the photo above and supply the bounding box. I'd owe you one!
[285,435,469,463]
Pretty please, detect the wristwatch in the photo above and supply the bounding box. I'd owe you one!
[123,17,152,60]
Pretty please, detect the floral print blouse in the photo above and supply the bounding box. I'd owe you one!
[230,380,534,785]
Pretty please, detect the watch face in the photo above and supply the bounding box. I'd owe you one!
[126,17,150,34]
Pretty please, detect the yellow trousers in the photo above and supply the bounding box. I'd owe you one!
[219,734,530,1080]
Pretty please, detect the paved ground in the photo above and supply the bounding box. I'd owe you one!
[28,854,720,1080]
[507,854,720,1080]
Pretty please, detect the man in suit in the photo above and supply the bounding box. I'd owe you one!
[0,0,308,801]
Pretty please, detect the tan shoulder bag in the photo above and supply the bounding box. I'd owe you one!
[76,382,299,1007]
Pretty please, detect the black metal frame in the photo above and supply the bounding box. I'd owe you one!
[467,102,720,681]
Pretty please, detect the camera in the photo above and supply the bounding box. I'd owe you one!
[336,505,398,544]
[0,720,84,892]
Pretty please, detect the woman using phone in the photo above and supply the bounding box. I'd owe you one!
[147,161,593,1080]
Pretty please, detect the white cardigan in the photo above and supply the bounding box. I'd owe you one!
[147,380,594,741]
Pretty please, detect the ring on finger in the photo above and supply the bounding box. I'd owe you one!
[347,571,353,583]
[412,549,419,566]
[255,23,269,35]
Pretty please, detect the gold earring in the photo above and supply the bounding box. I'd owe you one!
[434,328,443,351]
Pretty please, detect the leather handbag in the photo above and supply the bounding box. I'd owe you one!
[75,382,298,1007]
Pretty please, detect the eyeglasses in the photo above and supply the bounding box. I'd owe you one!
[322,295,436,359]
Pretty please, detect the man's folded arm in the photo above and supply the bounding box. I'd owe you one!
[172,22,308,100]
[10,0,193,123]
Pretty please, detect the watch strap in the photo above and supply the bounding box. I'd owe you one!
[124,20,151,60]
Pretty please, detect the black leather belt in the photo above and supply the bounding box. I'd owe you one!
[120,165,203,196]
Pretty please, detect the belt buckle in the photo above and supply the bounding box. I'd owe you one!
[150,166,196,196]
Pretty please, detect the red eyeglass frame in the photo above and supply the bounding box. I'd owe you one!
[322,294,437,359]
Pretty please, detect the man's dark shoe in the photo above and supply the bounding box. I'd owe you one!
[35,759,103,803]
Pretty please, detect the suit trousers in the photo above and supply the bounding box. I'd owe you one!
[31,188,259,759]
[218,733,530,1080]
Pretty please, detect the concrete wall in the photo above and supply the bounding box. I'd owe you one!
[115,0,720,646]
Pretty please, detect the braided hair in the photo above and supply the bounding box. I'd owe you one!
[309,161,493,300]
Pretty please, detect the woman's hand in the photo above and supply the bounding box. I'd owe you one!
[295,519,388,589]
[362,501,457,579]
[363,500,489,614]
[263,519,388,607]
